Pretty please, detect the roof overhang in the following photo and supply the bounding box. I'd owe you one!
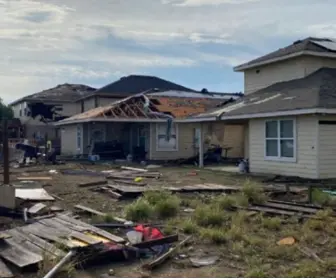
[234,51,336,72]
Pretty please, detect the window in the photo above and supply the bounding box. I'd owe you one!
[156,123,178,151]
[265,119,295,161]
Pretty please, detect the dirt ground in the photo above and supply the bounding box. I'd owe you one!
[3,162,336,277]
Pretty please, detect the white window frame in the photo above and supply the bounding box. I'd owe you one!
[264,118,296,162]
[156,123,178,152]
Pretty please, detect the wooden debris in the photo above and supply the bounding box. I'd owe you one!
[110,179,147,186]
[17,176,52,181]
[50,206,64,213]
[78,180,107,188]
[0,257,13,278]
[142,236,191,270]
[50,194,64,201]
[15,188,55,201]
[298,245,324,263]
[121,166,148,173]
[133,234,179,249]
[28,203,47,215]
[74,205,107,217]
[0,213,125,269]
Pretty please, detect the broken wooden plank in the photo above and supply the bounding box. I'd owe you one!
[142,236,191,270]
[133,234,179,249]
[37,219,100,245]
[239,205,312,218]
[121,166,148,173]
[14,228,65,257]
[0,238,43,268]
[28,203,47,215]
[255,201,318,214]
[78,180,107,188]
[56,214,124,243]
[110,179,147,186]
[17,177,52,181]
[74,205,107,217]
[50,206,64,213]
[0,257,13,278]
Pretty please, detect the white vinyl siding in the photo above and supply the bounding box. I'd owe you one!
[249,115,318,178]
[318,116,336,179]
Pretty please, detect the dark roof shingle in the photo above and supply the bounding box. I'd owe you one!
[11,84,96,105]
[235,37,336,70]
[194,67,336,119]
[92,75,195,96]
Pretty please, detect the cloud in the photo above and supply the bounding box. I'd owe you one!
[162,0,260,6]
[1,0,336,103]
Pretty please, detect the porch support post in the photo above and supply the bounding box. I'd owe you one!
[198,123,204,168]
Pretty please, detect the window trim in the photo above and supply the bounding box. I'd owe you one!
[155,123,178,152]
[264,118,296,162]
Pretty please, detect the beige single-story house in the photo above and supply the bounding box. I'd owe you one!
[55,90,245,162]
[190,67,336,179]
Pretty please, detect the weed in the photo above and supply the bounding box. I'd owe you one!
[312,189,336,207]
[154,195,181,219]
[181,219,199,234]
[242,180,267,204]
[245,267,268,278]
[200,228,227,244]
[104,214,116,223]
[226,224,245,241]
[125,198,153,221]
[216,195,236,210]
[262,217,282,230]
[194,205,224,227]
[286,261,325,277]
[143,190,172,205]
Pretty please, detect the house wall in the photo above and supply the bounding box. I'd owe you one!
[244,56,336,94]
[208,123,244,158]
[60,124,80,155]
[249,115,318,178]
[149,122,245,160]
[61,102,79,116]
[83,97,96,112]
[318,115,336,179]
[149,123,199,160]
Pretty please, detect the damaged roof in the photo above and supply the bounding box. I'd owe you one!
[235,37,336,71]
[57,91,231,124]
[10,84,96,105]
[78,74,196,100]
[193,67,336,119]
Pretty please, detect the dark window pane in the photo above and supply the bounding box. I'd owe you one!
[280,120,293,138]
[280,140,294,158]
[266,121,278,138]
[266,140,278,157]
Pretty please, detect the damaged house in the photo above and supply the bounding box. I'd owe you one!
[9,84,96,144]
[55,90,244,161]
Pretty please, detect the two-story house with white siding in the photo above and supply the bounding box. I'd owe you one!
[191,37,336,179]
[10,84,96,145]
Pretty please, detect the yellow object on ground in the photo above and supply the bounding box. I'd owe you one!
[277,236,295,246]
[134,177,143,182]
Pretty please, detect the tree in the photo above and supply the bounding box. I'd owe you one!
[0,98,13,120]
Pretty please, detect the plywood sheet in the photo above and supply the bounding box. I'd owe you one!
[15,188,55,201]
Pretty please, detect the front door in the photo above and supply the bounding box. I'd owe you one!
[138,125,149,151]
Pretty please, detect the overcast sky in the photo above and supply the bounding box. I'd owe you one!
[1,0,335,103]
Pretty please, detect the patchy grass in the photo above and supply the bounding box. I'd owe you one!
[125,199,153,222]
[242,180,267,204]
[262,217,282,230]
[200,227,227,244]
[181,218,199,234]
[193,205,225,227]
[312,189,336,207]
[125,190,180,221]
